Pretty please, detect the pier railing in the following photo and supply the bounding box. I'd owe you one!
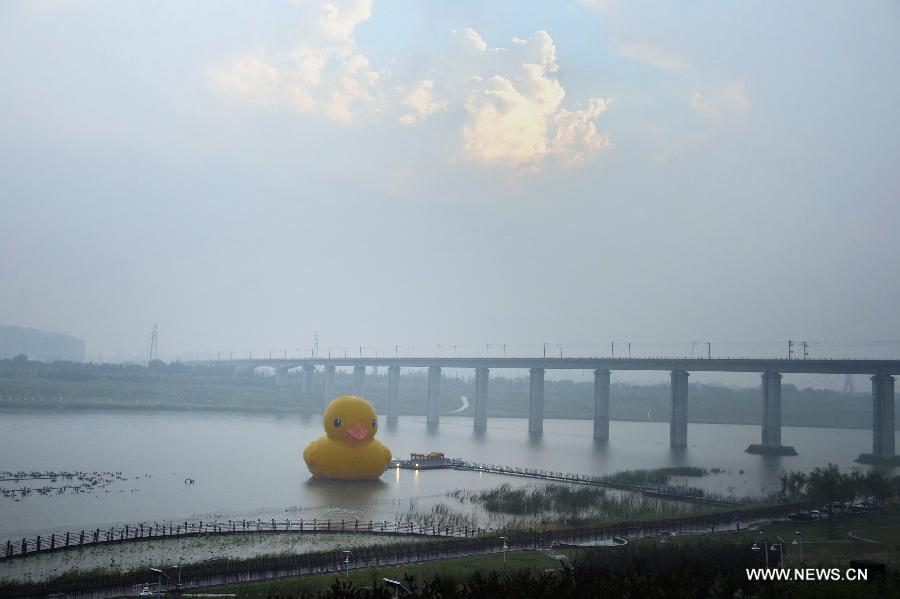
[451,461,736,505]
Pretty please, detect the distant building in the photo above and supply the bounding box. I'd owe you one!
[0,324,86,362]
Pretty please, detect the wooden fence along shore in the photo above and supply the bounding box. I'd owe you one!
[0,501,813,599]
[2,518,464,561]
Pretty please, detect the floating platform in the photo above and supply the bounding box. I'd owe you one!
[745,444,798,456]
[394,452,458,470]
[855,453,900,466]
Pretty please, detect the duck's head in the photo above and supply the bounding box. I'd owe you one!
[323,395,378,443]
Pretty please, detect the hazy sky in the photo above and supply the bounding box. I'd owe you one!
[2,0,899,366]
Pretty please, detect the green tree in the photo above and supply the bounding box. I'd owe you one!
[864,470,892,505]
[806,463,844,537]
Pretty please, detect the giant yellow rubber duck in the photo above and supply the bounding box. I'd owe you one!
[303,395,392,480]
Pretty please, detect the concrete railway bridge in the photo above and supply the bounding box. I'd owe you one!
[191,357,899,463]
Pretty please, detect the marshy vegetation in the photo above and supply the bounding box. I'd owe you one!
[393,498,481,530]
[392,467,728,530]
[0,471,132,501]
[599,466,716,486]
[448,483,606,516]
[406,481,720,529]
[453,482,713,522]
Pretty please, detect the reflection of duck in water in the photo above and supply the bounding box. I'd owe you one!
[303,396,392,480]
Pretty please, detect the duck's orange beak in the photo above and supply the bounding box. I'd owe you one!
[346,424,368,441]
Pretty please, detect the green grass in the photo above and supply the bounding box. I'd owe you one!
[203,550,571,597]
[206,511,900,596]
[632,510,900,567]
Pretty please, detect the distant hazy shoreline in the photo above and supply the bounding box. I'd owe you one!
[0,359,894,431]
[0,404,877,431]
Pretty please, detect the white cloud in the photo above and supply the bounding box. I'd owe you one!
[460,29,610,168]
[616,42,689,72]
[552,99,611,165]
[214,0,379,123]
[691,82,751,119]
[456,27,488,54]
[215,54,282,107]
[214,11,610,170]
[319,0,372,46]
[399,80,447,125]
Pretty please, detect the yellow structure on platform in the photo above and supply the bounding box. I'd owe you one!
[302,395,392,480]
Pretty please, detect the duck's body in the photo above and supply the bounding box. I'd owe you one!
[303,436,392,480]
[302,395,392,480]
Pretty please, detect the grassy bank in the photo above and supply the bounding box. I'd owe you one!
[199,512,900,598]
[634,509,900,567]
[203,550,569,597]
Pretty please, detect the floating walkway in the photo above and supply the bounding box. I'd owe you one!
[406,459,736,506]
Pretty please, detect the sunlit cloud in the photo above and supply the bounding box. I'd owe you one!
[213,0,379,123]
[214,7,610,170]
[398,80,447,125]
[458,29,611,169]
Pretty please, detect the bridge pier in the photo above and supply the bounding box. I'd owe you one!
[387,365,400,422]
[746,372,797,455]
[670,369,688,448]
[529,367,545,434]
[302,365,315,397]
[353,365,365,396]
[474,367,489,430]
[593,368,610,440]
[274,367,290,388]
[427,366,441,426]
[872,374,896,460]
[857,374,896,464]
[323,365,335,407]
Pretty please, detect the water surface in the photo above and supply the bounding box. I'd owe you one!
[0,410,894,540]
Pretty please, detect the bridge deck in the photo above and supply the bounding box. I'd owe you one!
[193,357,900,375]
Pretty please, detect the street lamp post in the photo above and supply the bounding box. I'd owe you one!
[150,568,170,599]
[342,550,351,580]
[499,536,509,571]
[774,537,786,568]
[751,534,782,569]
[383,578,410,598]
[792,532,804,564]
[751,534,769,568]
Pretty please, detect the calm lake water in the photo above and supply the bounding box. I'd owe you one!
[0,410,895,540]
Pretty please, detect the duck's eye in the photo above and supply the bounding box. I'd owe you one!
[333,418,342,428]
[371,418,377,429]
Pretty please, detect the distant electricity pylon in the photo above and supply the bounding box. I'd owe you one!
[148,324,159,363]
[842,374,855,393]
[788,340,810,360]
